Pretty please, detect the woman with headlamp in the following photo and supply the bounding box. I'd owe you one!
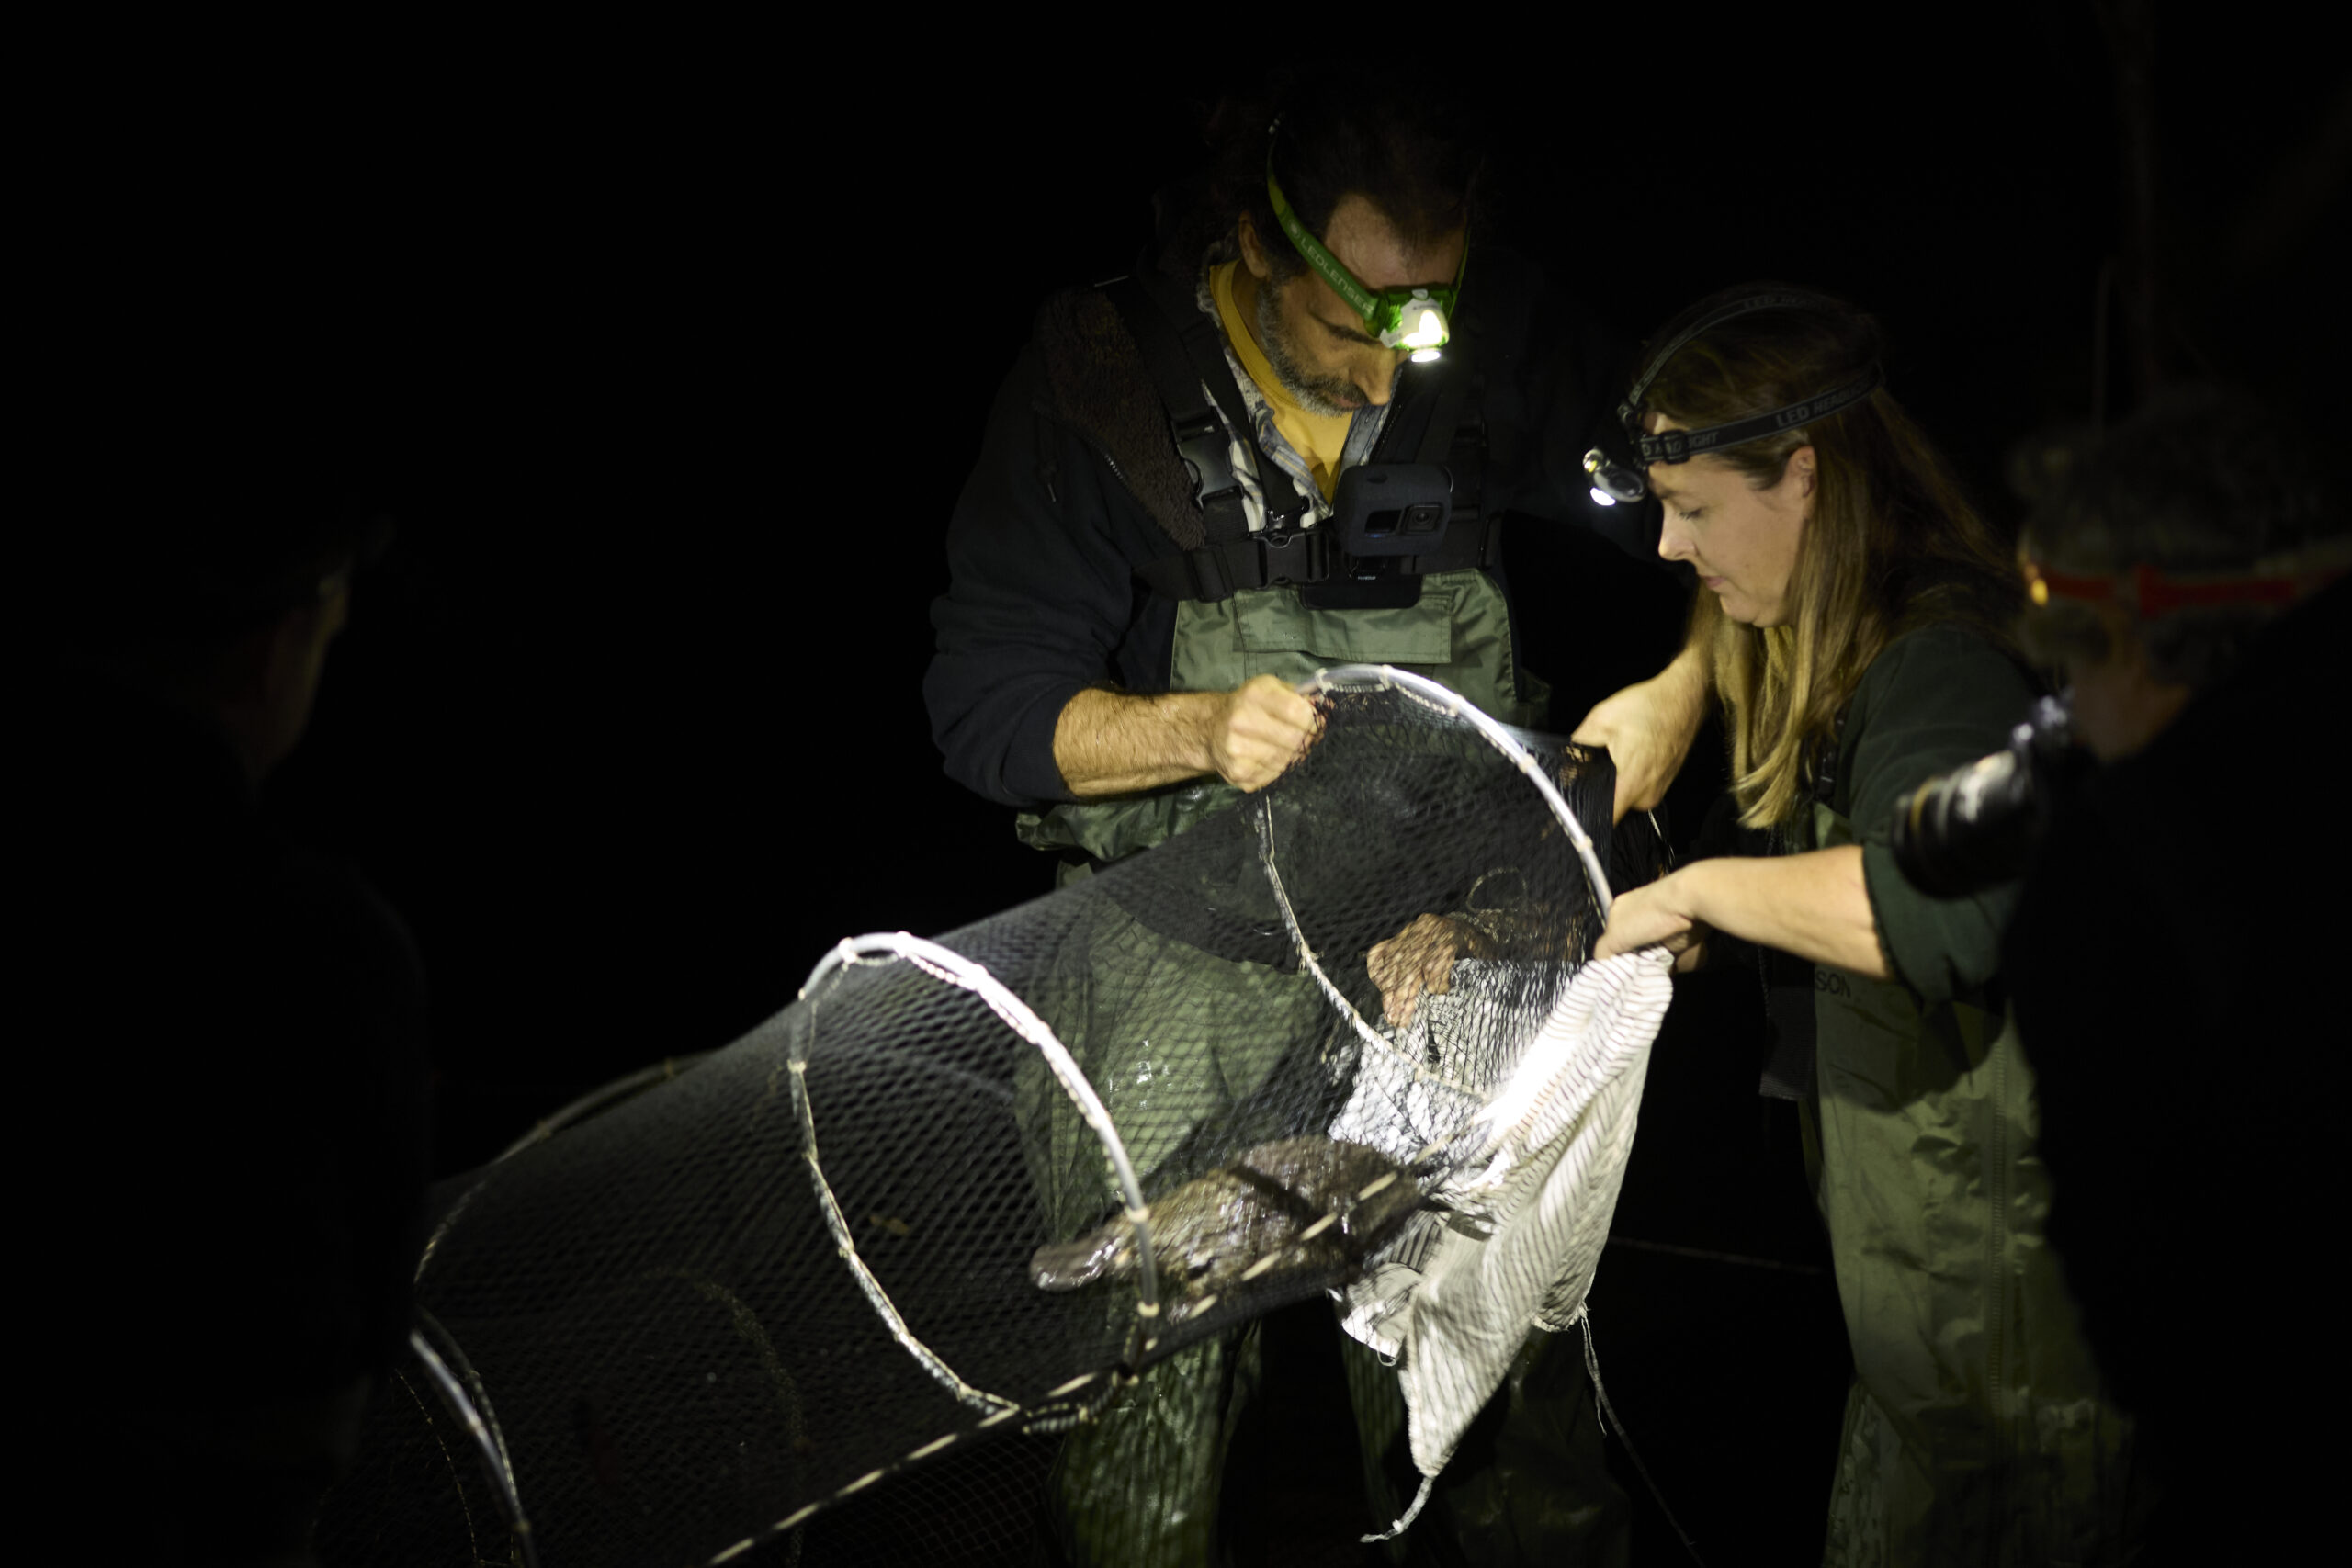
[1581,287,2147,1561]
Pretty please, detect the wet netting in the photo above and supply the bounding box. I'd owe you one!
[313,667,1676,1567]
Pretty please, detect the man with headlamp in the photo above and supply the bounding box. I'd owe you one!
[927,70,1635,1568]
[927,77,1639,883]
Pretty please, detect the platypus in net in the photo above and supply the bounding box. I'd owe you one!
[1031,1135,1421,1303]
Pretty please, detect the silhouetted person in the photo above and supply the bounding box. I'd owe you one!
[2003,388,2347,1562]
[20,486,429,1566]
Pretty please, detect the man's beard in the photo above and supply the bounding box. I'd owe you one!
[1255,282,1364,418]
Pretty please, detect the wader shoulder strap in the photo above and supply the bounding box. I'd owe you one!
[1371,355,1495,578]
[1359,351,1476,470]
[1099,275,1308,538]
[1415,359,1475,467]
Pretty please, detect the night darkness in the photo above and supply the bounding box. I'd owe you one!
[49,12,2346,1562]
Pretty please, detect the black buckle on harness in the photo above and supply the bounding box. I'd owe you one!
[1257,525,1329,586]
[1135,523,1333,602]
[1173,413,1243,506]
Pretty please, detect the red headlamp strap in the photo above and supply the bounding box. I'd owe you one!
[2027,558,2346,617]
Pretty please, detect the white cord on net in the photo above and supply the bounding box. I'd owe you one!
[796,933,1165,1410]
[1259,664,1619,1136]
[1253,795,1487,1106]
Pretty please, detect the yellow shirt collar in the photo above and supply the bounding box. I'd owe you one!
[1209,260,1353,500]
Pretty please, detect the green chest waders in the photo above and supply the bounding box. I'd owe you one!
[1029,566,1627,1568]
[1017,568,1549,873]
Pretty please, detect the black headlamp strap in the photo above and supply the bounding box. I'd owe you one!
[1633,362,1883,465]
[1102,274,1307,536]
[1619,290,1843,422]
[1615,288,1883,468]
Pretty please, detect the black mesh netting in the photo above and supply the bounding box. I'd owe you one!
[313,672,1662,1567]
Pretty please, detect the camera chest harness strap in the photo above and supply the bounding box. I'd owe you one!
[1390,347,1499,576]
[1102,274,1498,603]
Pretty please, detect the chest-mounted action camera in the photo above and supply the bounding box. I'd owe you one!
[1330,463,1453,555]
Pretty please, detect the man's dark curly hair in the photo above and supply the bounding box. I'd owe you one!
[1204,68,1484,278]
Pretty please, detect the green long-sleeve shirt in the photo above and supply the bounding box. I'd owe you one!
[1826,621,2034,1001]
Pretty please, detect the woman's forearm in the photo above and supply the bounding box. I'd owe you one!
[1569,593,1718,822]
[1679,847,1891,979]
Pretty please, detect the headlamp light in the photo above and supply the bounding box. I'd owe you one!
[1386,290,1452,362]
[1267,125,1464,362]
[1582,446,1646,508]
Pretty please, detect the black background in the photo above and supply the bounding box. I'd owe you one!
[42,11,2346,1560]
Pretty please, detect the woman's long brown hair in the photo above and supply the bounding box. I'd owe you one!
[1645,288,2021,827]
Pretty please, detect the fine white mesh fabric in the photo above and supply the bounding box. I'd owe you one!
[1337,946,1673,1487]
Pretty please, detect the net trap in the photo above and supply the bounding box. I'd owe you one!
[314,667,1675,1565]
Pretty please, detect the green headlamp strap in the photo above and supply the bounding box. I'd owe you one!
[1265,125,1463,359]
